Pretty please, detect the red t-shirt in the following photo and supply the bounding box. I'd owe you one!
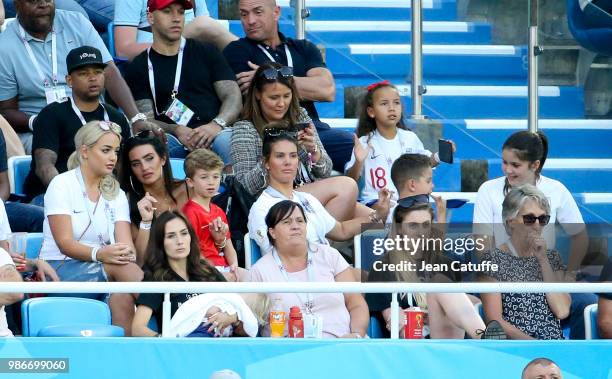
[182,200,231,267]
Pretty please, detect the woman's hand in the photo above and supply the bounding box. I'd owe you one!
[10,252,28,272]
[209,217,228,245]
[530,236,548,261]
[97,243,136,265]
[137,192,158,223]
[297,124,320,159]
[352,134,371,163]
[207,311,238,337]
[33,260,60,282]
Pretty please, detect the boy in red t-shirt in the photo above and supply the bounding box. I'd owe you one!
[182,149,242,281]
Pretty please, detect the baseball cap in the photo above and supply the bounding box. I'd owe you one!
[66,46,107,74]
[147,0,194,12]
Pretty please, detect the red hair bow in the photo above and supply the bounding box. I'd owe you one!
[367,80,390,92]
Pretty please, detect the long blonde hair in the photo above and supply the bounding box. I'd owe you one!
[67,120,122,201]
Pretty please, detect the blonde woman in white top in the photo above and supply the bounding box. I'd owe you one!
[42,121,143,335]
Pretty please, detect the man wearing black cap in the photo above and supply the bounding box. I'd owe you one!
[124,0,241,163]
[22,46,131,203]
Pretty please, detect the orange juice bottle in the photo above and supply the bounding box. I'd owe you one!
[269,298,286,338]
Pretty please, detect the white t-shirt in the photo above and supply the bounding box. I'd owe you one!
[0,200,12,241]
[473,175,584,248]
[0,248,16,337]
[249,243,351,338]
[344,129,431,203]
[248,187,337,255]
[40,169,131,261]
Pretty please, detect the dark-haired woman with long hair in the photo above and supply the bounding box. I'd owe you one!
[132,211,226,337]
[250,200,369,338]
[118,132,189,264]
[231,62,371,221]
[473,130,592,339]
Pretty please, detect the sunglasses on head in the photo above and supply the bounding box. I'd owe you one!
[98,121,122,134]
[396,194,430,209]
[258,66,293,81]
[263,127,298,140]
[522,214,550,225]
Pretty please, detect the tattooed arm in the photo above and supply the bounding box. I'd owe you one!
[212,80,242,124]
[0,264,23,306]
[34,149,59,188]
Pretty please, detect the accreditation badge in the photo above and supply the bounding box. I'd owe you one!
[164,97,194,126]
[303,313,323,338]
[44,86,68,104]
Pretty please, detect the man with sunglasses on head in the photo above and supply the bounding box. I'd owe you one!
[21,46,131,205]
[223,0,354,173]
[0,0,158,154]
[124,0,241,163]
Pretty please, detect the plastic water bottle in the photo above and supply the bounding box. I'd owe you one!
[269,298,286,338]
[288,306,304,338]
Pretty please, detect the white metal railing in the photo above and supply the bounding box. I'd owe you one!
[2,282,610,339]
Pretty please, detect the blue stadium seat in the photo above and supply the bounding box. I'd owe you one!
[7,155,31,197]
[25,233,43,260]
[38,324,124,337]
[354,228,388,271]
[21,297,117,337]
[170,158,186,180]
[584,303,599,339]
[107,21,116,57]
[244,235,262,269]
[567,0,612,56]
[368,316,384,338]
[475,302,485,320]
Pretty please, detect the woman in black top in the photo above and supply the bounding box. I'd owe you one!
[367,199,488,338]
[131,211,227,336]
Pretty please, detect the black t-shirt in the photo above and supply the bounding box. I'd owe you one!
[223,33,327,127]
[23,100,131,199]
[124,38,235,128]
[136,269,203,332]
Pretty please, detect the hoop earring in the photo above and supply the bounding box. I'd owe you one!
[130,175,141,196]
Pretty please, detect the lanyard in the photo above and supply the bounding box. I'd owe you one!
[19,23,58,88]
[257,44,293,68]
[264,186,328,245]
[74,168,116,246]
[70,96,109,126]
[147,37,186,115]
[272,246,315,313]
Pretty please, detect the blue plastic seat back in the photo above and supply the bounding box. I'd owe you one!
[9,155,32,196]
[25,233,43,260]
[170,158,185,180]
[22,297,111,337]
[368,316,384,338]
[250,238,262,267]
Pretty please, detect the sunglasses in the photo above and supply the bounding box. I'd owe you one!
[98,121,122,134]
[258,66,293,81]
[396,194,430,209]
[263,127,298,140]
[521,214,551,225]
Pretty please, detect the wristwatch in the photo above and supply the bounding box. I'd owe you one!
[130,113,147,124]
[213,117,228,129]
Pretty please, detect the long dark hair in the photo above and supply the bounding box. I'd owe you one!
[144,211,225,282]
[501,131,549,194]
[265,200,307,247]
[118,132,178,224]
[241,62,301,136]
[356,81,407,138]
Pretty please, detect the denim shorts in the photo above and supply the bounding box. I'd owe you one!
[47,259,108,301]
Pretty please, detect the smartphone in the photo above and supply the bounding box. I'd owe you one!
[296,122,310,131]
[438,139,453,164]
